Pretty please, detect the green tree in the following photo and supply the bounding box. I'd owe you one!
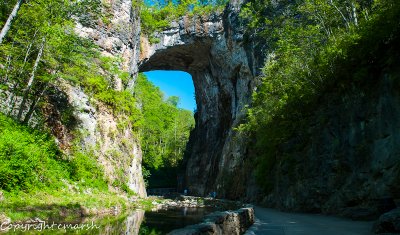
[0,0,108,124]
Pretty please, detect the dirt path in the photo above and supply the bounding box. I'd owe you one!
[245,207,375,235]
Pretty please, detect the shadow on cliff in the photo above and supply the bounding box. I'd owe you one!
[251,5,400,219]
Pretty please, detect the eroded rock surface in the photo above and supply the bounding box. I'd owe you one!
[138,1,265,199]
[136,1,400,220]
[71,0,146,197]
[261,74,400,218]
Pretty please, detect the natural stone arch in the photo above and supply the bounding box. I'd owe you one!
[137,9,265,198]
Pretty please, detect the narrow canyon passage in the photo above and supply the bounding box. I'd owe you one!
[1,0,400,234]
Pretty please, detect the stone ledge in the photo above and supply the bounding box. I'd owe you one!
[168,207,255,235]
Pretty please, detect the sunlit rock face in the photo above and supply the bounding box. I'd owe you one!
[138,2,266,198]
[71,0,147,197]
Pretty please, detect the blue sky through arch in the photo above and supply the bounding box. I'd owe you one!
[144,70,197,111]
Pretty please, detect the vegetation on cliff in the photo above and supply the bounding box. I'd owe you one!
[0,113,68,191]
[140,0,228,43]
[239,0,400,192]
[0,0,195,221]
[0,113,129,221]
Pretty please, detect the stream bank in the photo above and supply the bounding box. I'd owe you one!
[0,193,252,234]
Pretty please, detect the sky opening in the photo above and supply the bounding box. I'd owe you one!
[144,70,197,111]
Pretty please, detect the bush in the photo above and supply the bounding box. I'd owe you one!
[0,114,68,191]
[68,150,108,189]
[0,113,110,192]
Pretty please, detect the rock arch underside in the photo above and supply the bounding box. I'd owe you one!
[137,3,265,199]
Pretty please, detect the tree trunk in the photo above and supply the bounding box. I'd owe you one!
[352,2,358,26]
[0,0,24,44]
[19,29,38,73]
[2,55,12,84]
[329,0,350,28]
[1,41,15,84]
[17,37,45,121]
[23,84,47,124]
[6,82,20,115]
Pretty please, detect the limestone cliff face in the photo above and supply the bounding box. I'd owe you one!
[0,0,147,196]
[70,0,146,197]
[55,80,146,197]
[138,1,265,198]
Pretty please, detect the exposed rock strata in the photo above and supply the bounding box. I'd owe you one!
[57,80,146,197]
[0,0,147,197]
[136,1,400,220]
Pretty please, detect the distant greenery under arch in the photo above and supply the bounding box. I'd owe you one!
[135,73,195,187]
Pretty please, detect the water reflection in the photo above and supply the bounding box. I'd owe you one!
[139,207,217,234]
[2,207,218,234]
[126,210,145,235]
[100,209,145,235]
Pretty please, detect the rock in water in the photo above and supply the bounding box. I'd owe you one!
[373,208,400,233]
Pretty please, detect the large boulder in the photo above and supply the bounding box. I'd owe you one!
[373,208,400,233]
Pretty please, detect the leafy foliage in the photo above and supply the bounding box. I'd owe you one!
[0,0,196,194]
[0,0,103,123]
[0,0,143,126]
[68,150,108,189]
[0,113,108,192]
[0,114,67,191]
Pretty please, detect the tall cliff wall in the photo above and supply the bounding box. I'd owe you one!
[261,71,400,219]
[137,1,265,198]
[68,0,147,197]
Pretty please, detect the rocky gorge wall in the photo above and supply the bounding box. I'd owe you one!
[54,80,147,197]
[262,72,400,219]
[137,0,265,199]
[6,0,395,216]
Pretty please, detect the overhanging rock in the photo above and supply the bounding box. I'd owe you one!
[137,3,266,198]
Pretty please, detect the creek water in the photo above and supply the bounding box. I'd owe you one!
[3,207,219,234]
